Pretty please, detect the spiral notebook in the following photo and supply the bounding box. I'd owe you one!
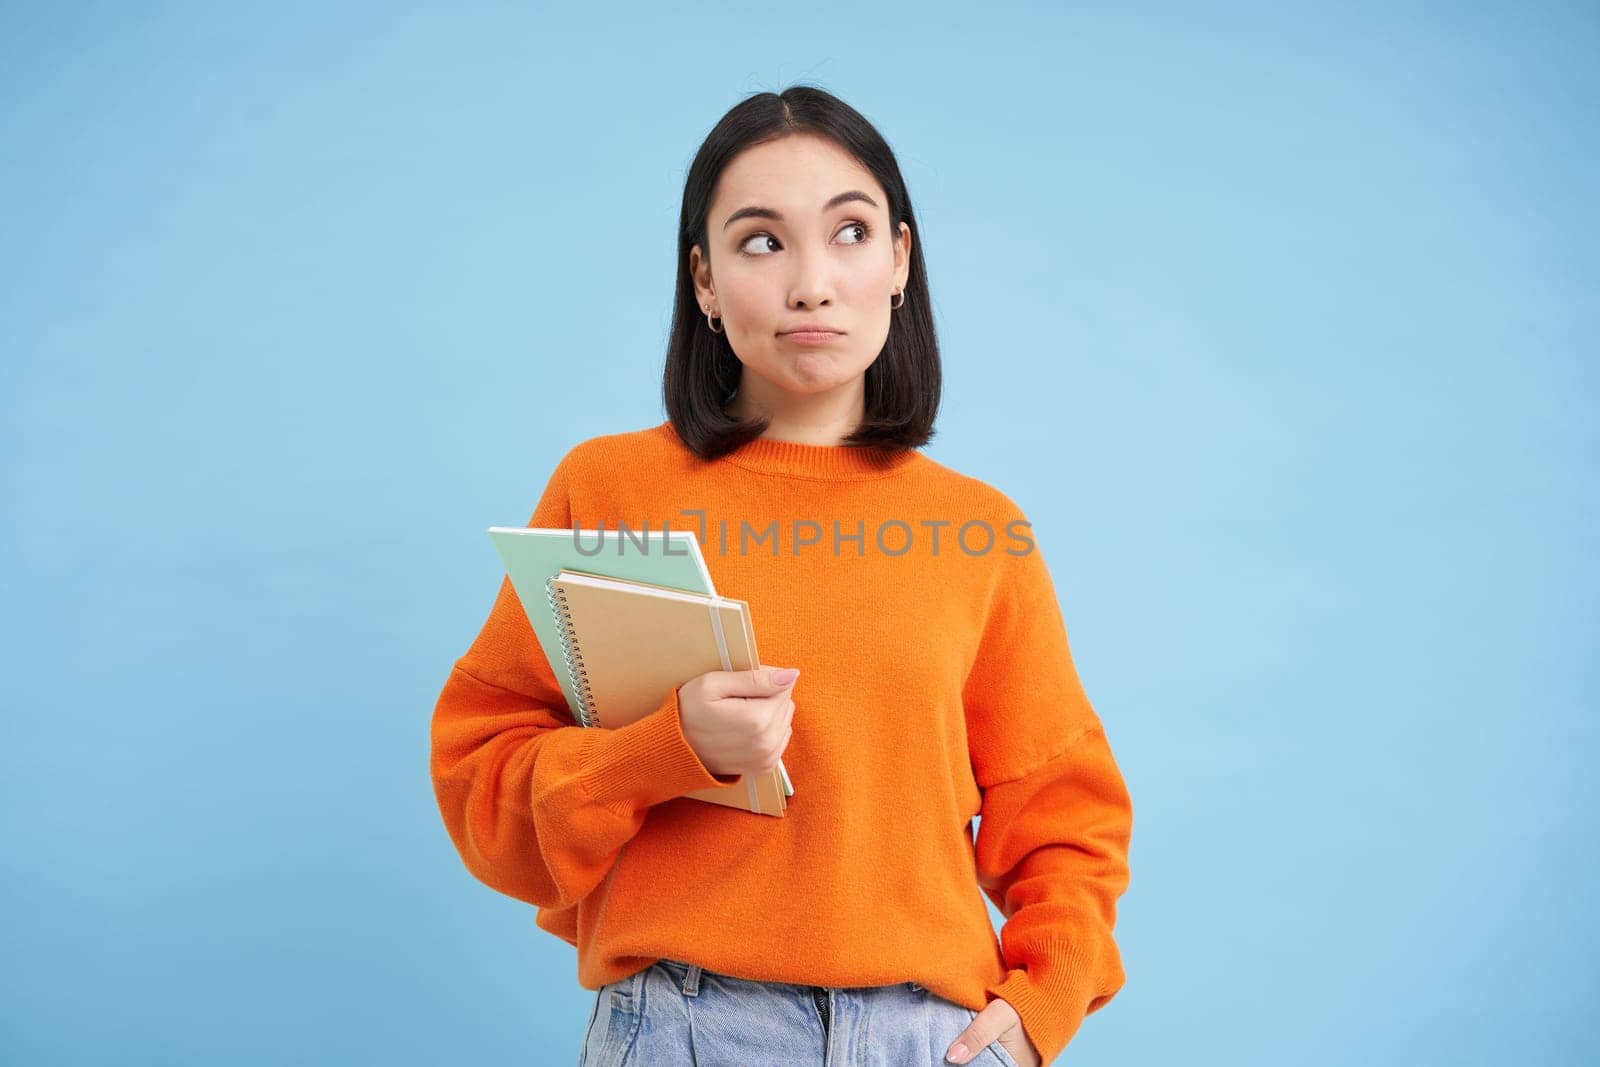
[548,570,788,817]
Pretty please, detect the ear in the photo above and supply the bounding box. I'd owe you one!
[689,244,716,308]
[893,221,912,292]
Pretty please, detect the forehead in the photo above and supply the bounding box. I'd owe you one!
[712,134,883,215]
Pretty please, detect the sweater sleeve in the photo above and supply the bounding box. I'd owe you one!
[429,447,741,912]
[964,534,1134,1067]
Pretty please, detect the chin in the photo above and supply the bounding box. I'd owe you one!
[784,363,857,390]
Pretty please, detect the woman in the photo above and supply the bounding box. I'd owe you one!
[430,85,1133,1067]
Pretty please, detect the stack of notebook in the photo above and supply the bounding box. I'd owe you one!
[488,525,792,817]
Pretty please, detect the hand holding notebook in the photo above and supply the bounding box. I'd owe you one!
[675,665,799,780]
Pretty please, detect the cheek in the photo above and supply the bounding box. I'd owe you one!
[842,261,893,299]
[853,244,899,285]
[717,271,767,316]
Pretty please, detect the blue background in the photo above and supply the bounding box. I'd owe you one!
[3,3,1594,1064]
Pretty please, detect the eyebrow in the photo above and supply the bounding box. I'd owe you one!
[722,190,880,231]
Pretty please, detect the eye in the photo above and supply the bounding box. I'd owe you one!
[837,221,871,245]
[736,220,874,257]
[738,233,781,257]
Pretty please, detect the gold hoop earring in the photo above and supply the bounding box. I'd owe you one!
[891,288,905,310]
[702,303,723,334]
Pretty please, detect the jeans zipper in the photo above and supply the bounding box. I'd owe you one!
[811,986,831,1034]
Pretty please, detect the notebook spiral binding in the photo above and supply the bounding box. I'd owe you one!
[545,575,598,727]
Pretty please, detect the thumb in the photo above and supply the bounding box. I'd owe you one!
[759,666,800,690]
[711,667,799,700]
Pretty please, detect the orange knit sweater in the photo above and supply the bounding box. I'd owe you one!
[429,420,1133,1065]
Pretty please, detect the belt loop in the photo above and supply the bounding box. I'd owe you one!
[683,963,702,997]
[908,980,925,993]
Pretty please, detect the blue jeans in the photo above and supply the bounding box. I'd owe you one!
[578,958,1022,1066]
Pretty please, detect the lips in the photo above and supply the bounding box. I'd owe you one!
[779,330,845,344]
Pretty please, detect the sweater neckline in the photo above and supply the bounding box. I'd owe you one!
[659,420,923,480]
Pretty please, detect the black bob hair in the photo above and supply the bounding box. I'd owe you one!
[662,84,942,460]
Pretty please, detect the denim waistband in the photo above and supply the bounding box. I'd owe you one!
[655,958,926,998]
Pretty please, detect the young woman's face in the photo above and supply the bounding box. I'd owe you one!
[691,133,911,404]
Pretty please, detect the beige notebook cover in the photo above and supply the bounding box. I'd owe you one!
[548,570,788,817]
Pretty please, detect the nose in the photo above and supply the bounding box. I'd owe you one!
[786,245,835,310]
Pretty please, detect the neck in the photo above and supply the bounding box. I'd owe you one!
[726,375,866,446]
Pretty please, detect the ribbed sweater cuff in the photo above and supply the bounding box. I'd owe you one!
[986,940,1103,1066]
[579,685,740,809]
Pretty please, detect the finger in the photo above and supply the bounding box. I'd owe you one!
[764,710,794,759]
[759,694,795,732]
[757,721,791,771]
[945,1007,998,1064]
